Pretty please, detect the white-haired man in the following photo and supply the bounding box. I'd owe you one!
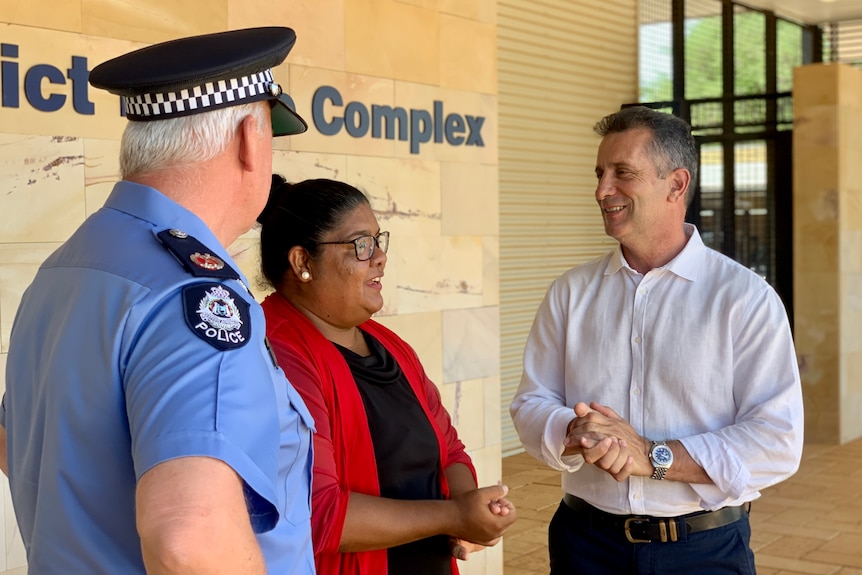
[0,27,315,575]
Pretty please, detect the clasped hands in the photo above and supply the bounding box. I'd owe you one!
[563,401,653,482]
[449,484,516,561]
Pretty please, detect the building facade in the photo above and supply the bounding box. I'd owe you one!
[0,1,513,572]
[7,0,857,573]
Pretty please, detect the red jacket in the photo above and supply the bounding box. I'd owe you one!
[262,293,475,575]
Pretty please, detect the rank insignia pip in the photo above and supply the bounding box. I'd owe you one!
[157,229,240,280]
[190,252,225,271]
[183,283,251,350]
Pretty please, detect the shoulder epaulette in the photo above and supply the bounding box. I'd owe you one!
[156,228,241,280]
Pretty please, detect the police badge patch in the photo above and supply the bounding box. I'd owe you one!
[183,283,251,350]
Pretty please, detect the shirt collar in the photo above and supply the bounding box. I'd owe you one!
[604,223,704,281]
[104,180,223,248]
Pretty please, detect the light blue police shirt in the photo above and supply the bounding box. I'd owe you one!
[1,181,315,574]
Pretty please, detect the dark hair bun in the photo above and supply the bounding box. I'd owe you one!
[257,173,289,225]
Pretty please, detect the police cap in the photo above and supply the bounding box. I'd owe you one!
[88,26,307,136]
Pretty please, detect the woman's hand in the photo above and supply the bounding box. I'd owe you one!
[449,484,518,545]
[449,538,498,561]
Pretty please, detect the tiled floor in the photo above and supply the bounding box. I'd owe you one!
[2,440,858,575]
[502,437,862,575]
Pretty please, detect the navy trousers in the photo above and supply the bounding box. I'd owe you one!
[548,499,756,575]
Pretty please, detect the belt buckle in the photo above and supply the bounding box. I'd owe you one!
[624,517,679,543]
[624,517,651,543]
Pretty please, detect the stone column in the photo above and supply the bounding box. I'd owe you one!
[794,62,862,444]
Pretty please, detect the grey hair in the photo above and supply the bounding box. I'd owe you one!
[119,101,269,179]
[594,106,699,207]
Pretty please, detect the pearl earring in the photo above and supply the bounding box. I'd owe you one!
[301,271,311,281]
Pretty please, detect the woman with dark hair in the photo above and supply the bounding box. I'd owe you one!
[257,175,516,575]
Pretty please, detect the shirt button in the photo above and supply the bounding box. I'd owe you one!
[639,289,647,295]
[633,389,640,396]
[634,337,642,343]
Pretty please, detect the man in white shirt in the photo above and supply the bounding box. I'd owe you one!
[509,106,803,574]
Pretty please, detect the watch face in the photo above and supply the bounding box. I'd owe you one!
[652,445,673,466]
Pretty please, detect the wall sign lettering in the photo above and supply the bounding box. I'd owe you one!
[1,43,94,114]
[0,45,486,156]
[312,85,485,154]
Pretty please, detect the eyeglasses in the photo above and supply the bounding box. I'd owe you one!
[315,231,390,261]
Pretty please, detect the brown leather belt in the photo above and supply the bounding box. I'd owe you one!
[562,494,746,543]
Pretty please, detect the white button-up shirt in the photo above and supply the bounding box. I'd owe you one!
[510,224,803,516]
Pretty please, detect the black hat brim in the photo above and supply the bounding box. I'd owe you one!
[272,94,307,136]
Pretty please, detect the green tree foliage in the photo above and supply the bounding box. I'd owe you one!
[640,11,803,103]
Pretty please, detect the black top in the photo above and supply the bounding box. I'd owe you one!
[336,331,452,575]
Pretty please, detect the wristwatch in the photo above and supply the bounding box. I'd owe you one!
[649,441,674,480]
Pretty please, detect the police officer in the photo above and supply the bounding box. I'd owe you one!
[0,27,315,574]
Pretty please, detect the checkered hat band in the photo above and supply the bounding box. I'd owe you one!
[124,69,275,118]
